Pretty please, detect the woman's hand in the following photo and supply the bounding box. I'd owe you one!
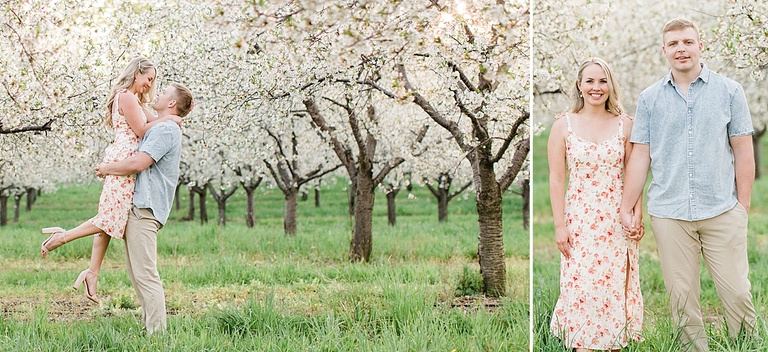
[626,214,645,241]
[555,226,573,259]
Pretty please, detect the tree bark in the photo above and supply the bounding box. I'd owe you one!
[13,194,21,222]
[0,194,7,226]
[191,185,208,224]
[314,187,320,208]
[284,190,298,236]
[174,184,181,210]
[521,178,530,230]
[187,189,195,221]
[239,176,263,228]
[347,180,356,217]
[752,128,765,179]
[26,187,36,212]
[350,160,375,262]
[386,188,399,226]
[473,153,506,297]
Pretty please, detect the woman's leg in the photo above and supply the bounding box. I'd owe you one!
[88,233,111,275]
[42,220,104,252]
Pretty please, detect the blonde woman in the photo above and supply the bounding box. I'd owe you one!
[41,57,180,303]
[548,57,644,351]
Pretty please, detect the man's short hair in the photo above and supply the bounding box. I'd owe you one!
[170,83,194,117]
[662,18,700,40]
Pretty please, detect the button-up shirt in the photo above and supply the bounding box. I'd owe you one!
[631,64,753,221]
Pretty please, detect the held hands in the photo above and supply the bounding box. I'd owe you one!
[555,226,573,259]
[94,163,107,178]
[620,208,645,241]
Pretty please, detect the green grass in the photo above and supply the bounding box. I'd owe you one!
[0,180,527,351]
[532,127,768,351]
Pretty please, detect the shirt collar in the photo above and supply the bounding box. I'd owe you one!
[665,63,710,86]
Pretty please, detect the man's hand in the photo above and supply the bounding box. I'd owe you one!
[555,227,573,259]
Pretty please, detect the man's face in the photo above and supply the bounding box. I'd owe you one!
[662,27,703,74]
[153,86,177,111]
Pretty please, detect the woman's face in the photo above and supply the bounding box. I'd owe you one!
[133,68,156,94]
[577,64,610,108]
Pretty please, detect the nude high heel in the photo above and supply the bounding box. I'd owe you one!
[41,227,67,259]
[73,269,99,303]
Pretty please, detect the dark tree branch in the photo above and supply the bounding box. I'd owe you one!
[447,61,478,92]
[498,138,530,193]
[0,118,55,135]
[303,98,356,178]
[447,181,473,202]
[372,156,405,187]
[492,109,529,163]
[395,63,470,151]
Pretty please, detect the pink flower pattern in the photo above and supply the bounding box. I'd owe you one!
[549,113,643,349]
[89,92,146,239]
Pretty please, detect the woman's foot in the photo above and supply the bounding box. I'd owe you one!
[73,269,99,303]
[41,227,67,259]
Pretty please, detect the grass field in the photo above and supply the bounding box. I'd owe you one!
[532,128,768,351]
[0,180,527,351]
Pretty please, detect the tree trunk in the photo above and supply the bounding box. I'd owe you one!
[437,191,449,222]
[244,186,255,228]
[26,187,36,212]
[314,187,320,208]
[175,184,181,210]
[207,184,237,227]
[284,189,298,236]
[13,194,21,222]
[386,189,399,226]
[348,180,356,217]
[300,190,308,201]
[521,178,530,230]
[0,195,7,226]
[473,154,506,297]
[752,128,765,179]
[191,186,208,224]
[187,189,195,221]
[349,164,374,262]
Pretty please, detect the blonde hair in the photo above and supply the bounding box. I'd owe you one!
[569,57,624,115]
[105,57,156,128]
[170,83,194,117]
[662,18,700,42]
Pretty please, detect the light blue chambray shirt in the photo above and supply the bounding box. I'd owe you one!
[631,64,753,221]
[132,121,182,225]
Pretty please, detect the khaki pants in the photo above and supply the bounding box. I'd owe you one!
[124,206,166,335]
[650,203,755,352]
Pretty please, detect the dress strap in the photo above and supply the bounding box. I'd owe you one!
[617,113,624,137]
[565,113,573,132]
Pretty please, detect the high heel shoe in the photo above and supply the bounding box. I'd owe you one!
[41,227,67,259]
[73,269,99,303]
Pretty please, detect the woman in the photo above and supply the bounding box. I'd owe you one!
[40,57,180,303]
[547,57,644,351]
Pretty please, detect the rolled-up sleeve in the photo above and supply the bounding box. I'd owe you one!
[631,93,651,144]
[727,84,753,137]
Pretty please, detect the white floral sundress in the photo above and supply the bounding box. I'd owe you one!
[549,113,643,349]
[89,91,147,239]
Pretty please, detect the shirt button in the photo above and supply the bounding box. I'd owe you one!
[689,173,693,177]
[688,152,693,156]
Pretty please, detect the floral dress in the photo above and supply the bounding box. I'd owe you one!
[89,91,146,239]
[550,113,643,349]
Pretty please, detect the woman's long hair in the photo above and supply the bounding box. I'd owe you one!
[569,57,624,115]
[104,57,156,128]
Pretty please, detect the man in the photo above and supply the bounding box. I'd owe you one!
[96,82,194,334]
[620,18,756,351]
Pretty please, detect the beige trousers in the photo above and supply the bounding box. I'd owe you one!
[650,203,756,352]
[124,206,166,335]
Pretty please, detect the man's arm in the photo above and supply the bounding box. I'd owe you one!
[95,152,155,177]
[731,134,754,212]
[620,144,650,230]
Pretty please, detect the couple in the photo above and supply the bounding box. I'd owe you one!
[39,57,194,335]
[548,18,756,351]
